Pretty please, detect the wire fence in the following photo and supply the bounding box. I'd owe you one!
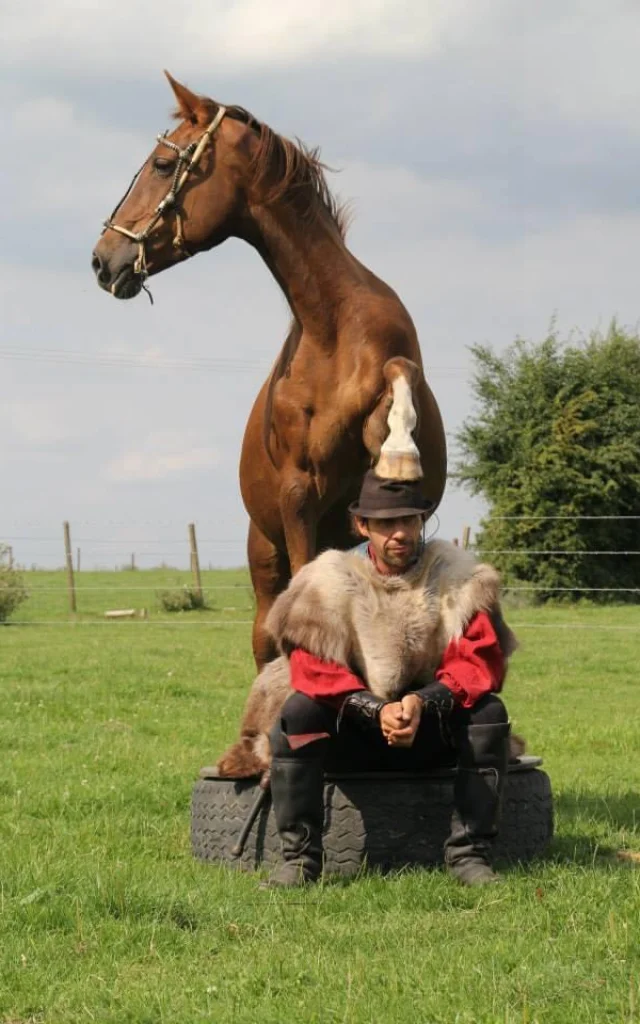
[2,515,639,631]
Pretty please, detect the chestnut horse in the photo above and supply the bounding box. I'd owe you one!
[92,73,447,667]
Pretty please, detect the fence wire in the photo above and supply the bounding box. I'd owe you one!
[3,515,639,616]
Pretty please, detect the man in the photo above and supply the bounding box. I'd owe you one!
[226,471,518,888]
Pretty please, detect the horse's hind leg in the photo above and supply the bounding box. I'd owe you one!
[247,519,290,670]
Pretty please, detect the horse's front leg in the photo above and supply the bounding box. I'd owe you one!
[363,356,423,480]
[279,470,319,576]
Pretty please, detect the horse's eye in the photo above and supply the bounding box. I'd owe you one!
[153,157,175,176]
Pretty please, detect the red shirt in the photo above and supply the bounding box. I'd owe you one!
[434,610,506,707]
[289,611,504,709]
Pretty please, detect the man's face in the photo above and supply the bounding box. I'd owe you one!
[355,514,424,569]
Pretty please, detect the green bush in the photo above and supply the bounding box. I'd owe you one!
[454,325,640,601]
[0,546,28,622]
[157,586,207,613]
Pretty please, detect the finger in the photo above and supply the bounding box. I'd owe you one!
[388,727,413,741]
[382,721,403,738]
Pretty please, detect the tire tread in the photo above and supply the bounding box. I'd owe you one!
[191,768,553,877]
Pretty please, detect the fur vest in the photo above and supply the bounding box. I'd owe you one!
[214,541,517,778]
[266,540,517,701]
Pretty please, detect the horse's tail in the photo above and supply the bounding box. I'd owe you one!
[262,319,303,467]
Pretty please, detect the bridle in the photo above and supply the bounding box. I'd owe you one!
[101,105,227,301]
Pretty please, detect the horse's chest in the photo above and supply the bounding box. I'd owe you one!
[309,417,363,469]
[274,374,366,463]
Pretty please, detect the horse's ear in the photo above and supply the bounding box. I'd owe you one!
[164,70,216,125]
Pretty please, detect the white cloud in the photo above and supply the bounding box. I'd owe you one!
[105,432,219,482]
[1,0,469,75]
[4,0,640,142]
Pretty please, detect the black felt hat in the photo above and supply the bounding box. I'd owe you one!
[349,470,436,519]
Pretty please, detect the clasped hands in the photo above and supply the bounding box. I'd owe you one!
[379,693,422,747]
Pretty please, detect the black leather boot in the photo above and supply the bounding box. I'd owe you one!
[445,721,510,886]
[264,755,325,888]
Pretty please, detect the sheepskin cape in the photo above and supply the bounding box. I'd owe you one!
[214,540,517,778]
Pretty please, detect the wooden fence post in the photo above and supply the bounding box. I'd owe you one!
[63,521,77,613]
[462,525,471,550]
[188,523,203,601]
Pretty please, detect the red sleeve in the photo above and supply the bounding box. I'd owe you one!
[435,611,506,709]
[289,648,367,701]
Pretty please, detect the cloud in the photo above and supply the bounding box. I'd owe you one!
[104,432,220,482]
[6,1,640,283]
[1,0,471,77]
[5,0,640,136]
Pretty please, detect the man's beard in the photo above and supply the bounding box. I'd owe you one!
[382,539,419,568]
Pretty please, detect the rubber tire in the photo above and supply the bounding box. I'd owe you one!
[191,757,553,877]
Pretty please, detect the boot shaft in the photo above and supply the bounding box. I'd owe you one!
[268,755,325,885]
[445,721,511,884]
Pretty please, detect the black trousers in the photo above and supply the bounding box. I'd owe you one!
[270,690,509,770]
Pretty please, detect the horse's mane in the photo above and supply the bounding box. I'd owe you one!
[225,104,349,237]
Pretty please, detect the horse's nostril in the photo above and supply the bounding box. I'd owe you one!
[92,251,110,286]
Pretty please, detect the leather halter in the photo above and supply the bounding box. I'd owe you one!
[102,106,227,289]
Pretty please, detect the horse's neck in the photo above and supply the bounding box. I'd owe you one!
[244,201,369,341]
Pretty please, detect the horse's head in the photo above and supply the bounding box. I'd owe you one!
[92,73,252,300]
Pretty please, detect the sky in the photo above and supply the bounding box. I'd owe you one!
[2,0,640,570]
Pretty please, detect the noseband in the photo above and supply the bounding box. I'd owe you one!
[102,105,227,299]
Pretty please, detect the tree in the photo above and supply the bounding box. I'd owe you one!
[454,325,640,601]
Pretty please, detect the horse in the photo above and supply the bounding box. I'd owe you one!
[92,72,447,668]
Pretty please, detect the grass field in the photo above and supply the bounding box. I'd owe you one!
[1,569,639,1023]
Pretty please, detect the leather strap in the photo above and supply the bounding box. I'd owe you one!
[413,680,457,716]
[338,690,388,730]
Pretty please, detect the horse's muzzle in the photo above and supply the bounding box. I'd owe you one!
[91,240,142,300]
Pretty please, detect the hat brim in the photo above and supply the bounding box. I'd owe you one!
[348,501,435,519]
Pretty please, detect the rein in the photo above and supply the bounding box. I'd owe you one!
[102,105,227,302]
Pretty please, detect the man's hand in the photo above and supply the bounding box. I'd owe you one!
[381,693,423,748]
[380,702,406,739]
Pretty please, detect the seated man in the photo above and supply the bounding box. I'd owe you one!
[225,471,518,888]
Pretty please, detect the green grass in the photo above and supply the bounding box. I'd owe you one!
[1,571,639,1023]
[11,566,254,623]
